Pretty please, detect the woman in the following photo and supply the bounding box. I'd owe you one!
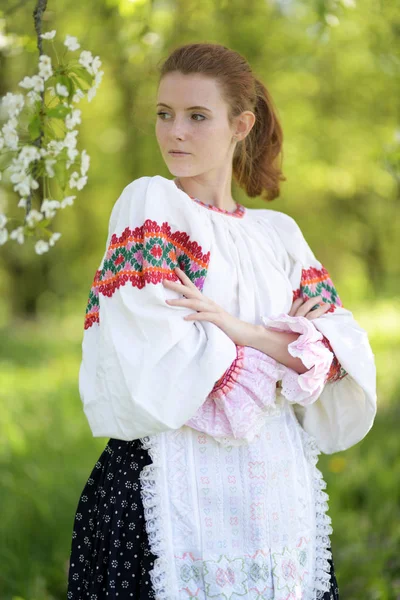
[67,43,377,599]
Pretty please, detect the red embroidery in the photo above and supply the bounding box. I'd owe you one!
[293,265,343,313]
[320,335,348,382]
[211,345,243,394]
[84,219,210,329]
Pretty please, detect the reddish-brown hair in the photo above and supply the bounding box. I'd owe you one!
[158,42,286,201]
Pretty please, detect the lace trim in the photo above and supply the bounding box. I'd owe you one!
[261,312,334,406]
[139,434,174,599]
[298,426,333,599]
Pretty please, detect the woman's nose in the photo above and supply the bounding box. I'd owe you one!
[169,117,187,138]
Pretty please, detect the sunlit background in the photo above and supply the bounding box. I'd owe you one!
[0,0,399,598]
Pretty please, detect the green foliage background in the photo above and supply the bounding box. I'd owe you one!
[0,0,399,598]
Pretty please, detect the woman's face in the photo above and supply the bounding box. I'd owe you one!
[155,72,236,178]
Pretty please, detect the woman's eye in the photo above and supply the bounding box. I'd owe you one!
[156,112,205,121]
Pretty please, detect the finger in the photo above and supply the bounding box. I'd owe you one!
[288,297,304,316]
[184,312,216,322]
[293,295,323,317]
[166,298,211,311]
[162,276,184,287]
[175,266,195,286]
[305,303,331,320]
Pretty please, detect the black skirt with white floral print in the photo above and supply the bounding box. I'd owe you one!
[67,438,340,599]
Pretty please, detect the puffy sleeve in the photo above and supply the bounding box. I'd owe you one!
[78,175,238,441]
[264,209,377,454]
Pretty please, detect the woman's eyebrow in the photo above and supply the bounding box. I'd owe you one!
[156,102,212,113]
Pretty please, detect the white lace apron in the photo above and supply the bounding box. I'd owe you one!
[139,390,333,600]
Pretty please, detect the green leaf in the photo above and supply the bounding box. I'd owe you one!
[35,218,52,229]
[69,66,93,86]
[28,115,41,140]
[69,75,87,92]
[46,105,71,119]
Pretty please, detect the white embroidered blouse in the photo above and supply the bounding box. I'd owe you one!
[78,174,377,600]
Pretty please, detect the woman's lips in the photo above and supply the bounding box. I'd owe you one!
[169,151,190,156]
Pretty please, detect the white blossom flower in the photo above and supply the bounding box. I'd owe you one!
[94,70,104,86]
[65,108,81,130]
[39,54,51,66]
[63,130,78,148]
[3,130,18,150]
[39,63,53,81]
[45,158,57,177]
[0,229,8,245]
[60,195,76,208]
[69,171,87,190]
[10,226,24,244]
[80,149,90,175]
[78,50,93,71]
[72,89,85,103]
[91,56,102,75]
[9,158,39,196]
[87,86,97,102]
[26,90,42,106]
[19,76,35,89]
[33,75,45,92]
[0,214,7,228]
[38,55,53,81]
[2,92,25,118]
[26,209,44,227]
[86,69,104,102]
[46,139,64,156]
[12,174,39,197]
[63,130,79,161]
[55,83,69,97]
[35,239,50,254]
[2,118,19,150]
[49,231,62,246]
[41,30,56,40]
[19,75,44,93]
[18,198,27,208]
[64,35,80,51]
[77,175,87,190]
[19,145,41,166]
[41,198,61,218]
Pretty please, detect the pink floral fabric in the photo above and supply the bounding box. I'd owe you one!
[185,344,281,444]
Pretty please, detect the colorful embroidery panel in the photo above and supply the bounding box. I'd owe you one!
[293,265,343,313]
[84,219,210,329]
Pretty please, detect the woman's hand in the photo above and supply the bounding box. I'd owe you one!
[288,295,331,320]
[162,266,254,346]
